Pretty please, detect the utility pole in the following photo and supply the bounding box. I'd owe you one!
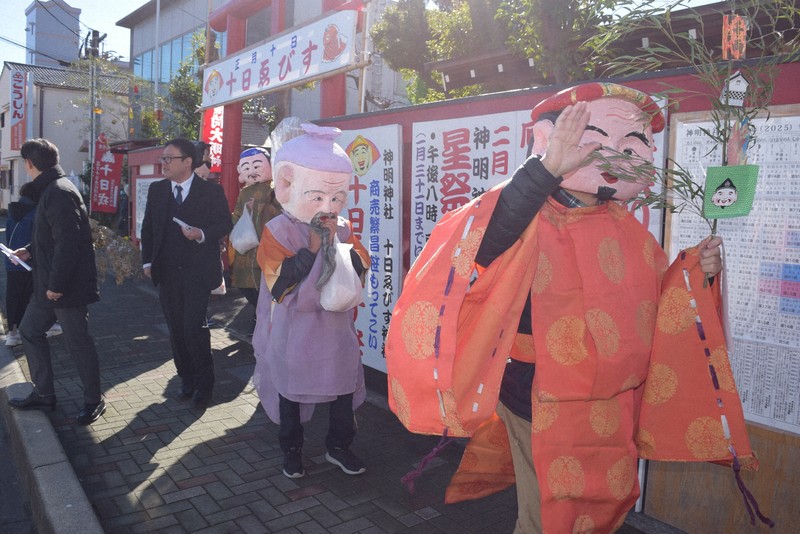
[88,29,106,214]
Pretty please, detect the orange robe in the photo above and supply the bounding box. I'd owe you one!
[386,184,755,533]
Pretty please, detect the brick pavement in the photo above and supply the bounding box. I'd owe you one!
[5,273,522,533]
[1,249,675,533]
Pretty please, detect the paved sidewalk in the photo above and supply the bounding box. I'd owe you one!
[0,259,681,533]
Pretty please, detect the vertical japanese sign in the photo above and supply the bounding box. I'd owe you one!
[9,69,27,150]
[410,111,533,263]
[410,108,668,264]
[201,10,357,108]
[337,125,403,372]
[201,107,224,172]
[90,133,123,213]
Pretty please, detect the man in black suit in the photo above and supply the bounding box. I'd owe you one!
[141,138,232,409]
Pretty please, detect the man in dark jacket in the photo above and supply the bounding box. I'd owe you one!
[141,138,232,409]
[8,138,105,425]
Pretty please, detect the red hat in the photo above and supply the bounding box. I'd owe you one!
[531,82,665,133]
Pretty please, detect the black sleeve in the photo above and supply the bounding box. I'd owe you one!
[474,156,562,267]
[271,248,317,301]
[350,248,368,277]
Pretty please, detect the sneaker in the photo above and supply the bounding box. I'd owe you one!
[325,447,366,475]
[5,332,22,347]
[282,448,305,479]
[46,323,63,337]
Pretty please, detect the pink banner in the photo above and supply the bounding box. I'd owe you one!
[90,133,123,213]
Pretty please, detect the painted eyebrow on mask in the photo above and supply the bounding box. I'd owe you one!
[586,124,608,136]
[625,131,650,147]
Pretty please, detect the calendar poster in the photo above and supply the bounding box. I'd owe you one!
[669,108,800,435]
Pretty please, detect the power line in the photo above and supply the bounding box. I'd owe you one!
[0,33,73,65]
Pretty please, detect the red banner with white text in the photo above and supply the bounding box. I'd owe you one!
[201,106,224,173]
[90,133,123,213]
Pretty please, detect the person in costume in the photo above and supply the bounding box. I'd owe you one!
[385,83,757,534]
[252,123,370,479]
[230,147,282,333]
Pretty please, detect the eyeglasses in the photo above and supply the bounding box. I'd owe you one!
[160,155,188,164]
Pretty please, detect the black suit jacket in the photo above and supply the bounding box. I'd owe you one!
[141,175,232,291]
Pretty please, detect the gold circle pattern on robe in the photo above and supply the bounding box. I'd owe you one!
[656,287,697,334]
[452,228,485,277]
[402,301,439,360]
[642,362,678,405]
[546,316,589,365]
[548,456,586,500]
[685,416,730,459]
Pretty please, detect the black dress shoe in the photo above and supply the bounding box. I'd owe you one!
[76,399,106,425]
[8,390,56,411]
[191,391,211,409]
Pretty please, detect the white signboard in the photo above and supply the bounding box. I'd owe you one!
[134,177,160,240]
[338,125,403,372]
[411,110,668,264]
[201,10,357,108]
[410,111,529,263]
[669,111,800,435]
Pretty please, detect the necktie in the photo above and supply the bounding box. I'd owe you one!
[175,185,183,205]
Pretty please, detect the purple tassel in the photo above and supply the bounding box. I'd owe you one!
[401,431,456,494]
[732,456,775,528]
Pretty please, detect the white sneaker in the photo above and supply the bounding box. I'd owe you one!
[5,332,22,347]
[46,323,63,337]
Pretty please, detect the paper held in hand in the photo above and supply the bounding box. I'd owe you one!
[172,217,191,230]
[0,243,33,271]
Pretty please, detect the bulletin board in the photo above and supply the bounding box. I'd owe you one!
[646,104,800,533]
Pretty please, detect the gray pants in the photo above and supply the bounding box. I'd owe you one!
[19,299,102,404]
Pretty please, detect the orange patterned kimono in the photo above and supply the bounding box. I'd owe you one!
[386,184,755,533]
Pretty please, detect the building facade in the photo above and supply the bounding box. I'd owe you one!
[0,62,128,208]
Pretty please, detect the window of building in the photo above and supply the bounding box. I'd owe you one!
[132,28,226,84]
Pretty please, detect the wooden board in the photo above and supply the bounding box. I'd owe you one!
[644,418,799,532]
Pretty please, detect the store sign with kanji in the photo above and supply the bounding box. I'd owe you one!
[90,133,123,213]
[201,10,357,109]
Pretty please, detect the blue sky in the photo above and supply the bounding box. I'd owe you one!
[0,0,149,66]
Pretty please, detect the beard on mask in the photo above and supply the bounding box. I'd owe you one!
[311,211,339,289]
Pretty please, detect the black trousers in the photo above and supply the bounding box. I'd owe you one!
[278,393,355,453]
[158,272,214,395]
[239,287,259,309]
[19,299,102,404]
[5,270,33,329]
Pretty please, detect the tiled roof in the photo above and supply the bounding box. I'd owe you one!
[3,62,128,95]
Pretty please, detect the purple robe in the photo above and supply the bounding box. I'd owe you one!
[252,214,366,423]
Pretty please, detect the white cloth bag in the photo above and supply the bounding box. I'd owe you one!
[320,241,364,312]
[230,204,260,254]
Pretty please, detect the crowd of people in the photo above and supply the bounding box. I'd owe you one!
[4,82,737,532]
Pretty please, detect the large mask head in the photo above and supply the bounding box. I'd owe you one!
[273,123,353,224]
[530,83,665,201]
[237,147,272,186]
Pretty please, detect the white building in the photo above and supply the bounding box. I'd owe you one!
[0,62,129,208]
[24,0,81,67]
[117,0,409,128]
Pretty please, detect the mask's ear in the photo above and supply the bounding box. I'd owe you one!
[530,120,554,158]
[274,163,294,205]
